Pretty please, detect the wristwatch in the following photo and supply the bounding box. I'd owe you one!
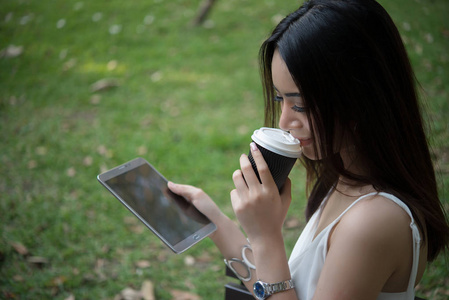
[253,279,295,300]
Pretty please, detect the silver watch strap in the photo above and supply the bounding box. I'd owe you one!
[266,279,295,295]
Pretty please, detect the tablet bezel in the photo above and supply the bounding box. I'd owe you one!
[97,157,216,254]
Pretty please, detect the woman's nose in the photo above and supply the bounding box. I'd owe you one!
[279,103,302,131]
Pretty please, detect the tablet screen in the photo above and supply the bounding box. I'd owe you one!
[105,163,210,246]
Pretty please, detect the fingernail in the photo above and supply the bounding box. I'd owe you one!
[250,142,258,151]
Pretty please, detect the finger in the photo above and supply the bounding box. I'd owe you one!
[279,178,292,207]
[230,189,244,215]
[230,189,239,206]
[249,142,275,186]
[238,154,261,187]
[232,169,249,195]
[167,181,200,202]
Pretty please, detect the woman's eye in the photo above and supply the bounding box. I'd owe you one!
[292,105,307,113]
[274,95,283,102]
[274,94,307,113]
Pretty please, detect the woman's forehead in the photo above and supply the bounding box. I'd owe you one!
[271,50,299,93]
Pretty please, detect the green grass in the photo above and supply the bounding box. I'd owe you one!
[1,0,448,299]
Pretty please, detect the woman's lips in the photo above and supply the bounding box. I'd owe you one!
[297,137,313,146]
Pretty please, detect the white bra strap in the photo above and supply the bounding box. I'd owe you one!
[378,192,421,292]
[332,192,379,224]
[336,192,421,291]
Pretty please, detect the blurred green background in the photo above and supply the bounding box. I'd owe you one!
[1,0,448,299]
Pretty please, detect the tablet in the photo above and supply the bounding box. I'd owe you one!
[97,157,216,254]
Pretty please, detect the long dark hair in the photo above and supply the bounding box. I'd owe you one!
[259,0,449,261]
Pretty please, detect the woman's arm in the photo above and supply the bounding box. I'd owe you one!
[167,182,259,292]
[167,181,248,254]
[169,143,299,298]
[229,143,298,299]
[312,196,415,300]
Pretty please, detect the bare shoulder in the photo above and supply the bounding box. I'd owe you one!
[316,194,416,297]
[330,193,413,259]
[339,194,411,236]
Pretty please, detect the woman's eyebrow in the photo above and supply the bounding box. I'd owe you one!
[273,85,301,97]
[285,92,301,97]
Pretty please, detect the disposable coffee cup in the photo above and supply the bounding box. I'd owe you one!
[248,127,302,190]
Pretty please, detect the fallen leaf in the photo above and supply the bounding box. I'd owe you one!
[92,12,103,22]
[73,2,84,10]
[101,245,111,253]
[184,255,195,266]
[107,60,118,71]
[183,278,195,290]
[13,275,24,282]
[424,33,433,43]
[27,256,49,268]
[0,45,23,58]
[94,258,107,281]
[2,292,18,299]
[65,294,75,300]
[69,190,79,200]
[36,146,47,155]
[202,20,214,29]
[140,115,152,127]
[59,49,68,60]
[284,217,302,229]
[5,12,13,23]
[144,15,154,25]
[67,167,76,177]
[90,94,101,104]
[157,251,168,262]
[95,258,106,269]
[56,19,66,29]
[63,223,70,234]
[237,125,249,135]
[271,14,284,25]
[100,164,108,173]
[83,156,93,166]
[129,225,144,234]
[150,71,162,82]
[97,145,108,155]
[20,14,33,25]
[170,290,201,300]
[137,146,147,155]
[91,78,119,92]
[442,28,449,38]
[124,216,138,225]
[114,287,142,300]
[49,275,66,287]
[135,260,151,269]
[210,265,221,272]
[109,24,122,35]
[402,22,411,31]
[86,210,96,219]
[82,273,96,283]
[28,160,37,169]
[196,252,213,263]
[63,58,77,71]
[11,242,29,256]
[141,280,155,300]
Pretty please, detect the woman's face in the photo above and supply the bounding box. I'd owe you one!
[271,49,319,160]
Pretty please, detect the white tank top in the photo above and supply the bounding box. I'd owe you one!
[288,192,421,300]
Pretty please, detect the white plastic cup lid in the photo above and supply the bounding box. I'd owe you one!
[251,127,302,158]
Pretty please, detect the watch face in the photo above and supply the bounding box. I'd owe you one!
[253,281,265,299]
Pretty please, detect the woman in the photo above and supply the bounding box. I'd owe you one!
[168,0,449,299]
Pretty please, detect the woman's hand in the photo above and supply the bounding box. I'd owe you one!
[167,182,224,229]
[168,182,248,250]
[230,143,292,245]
